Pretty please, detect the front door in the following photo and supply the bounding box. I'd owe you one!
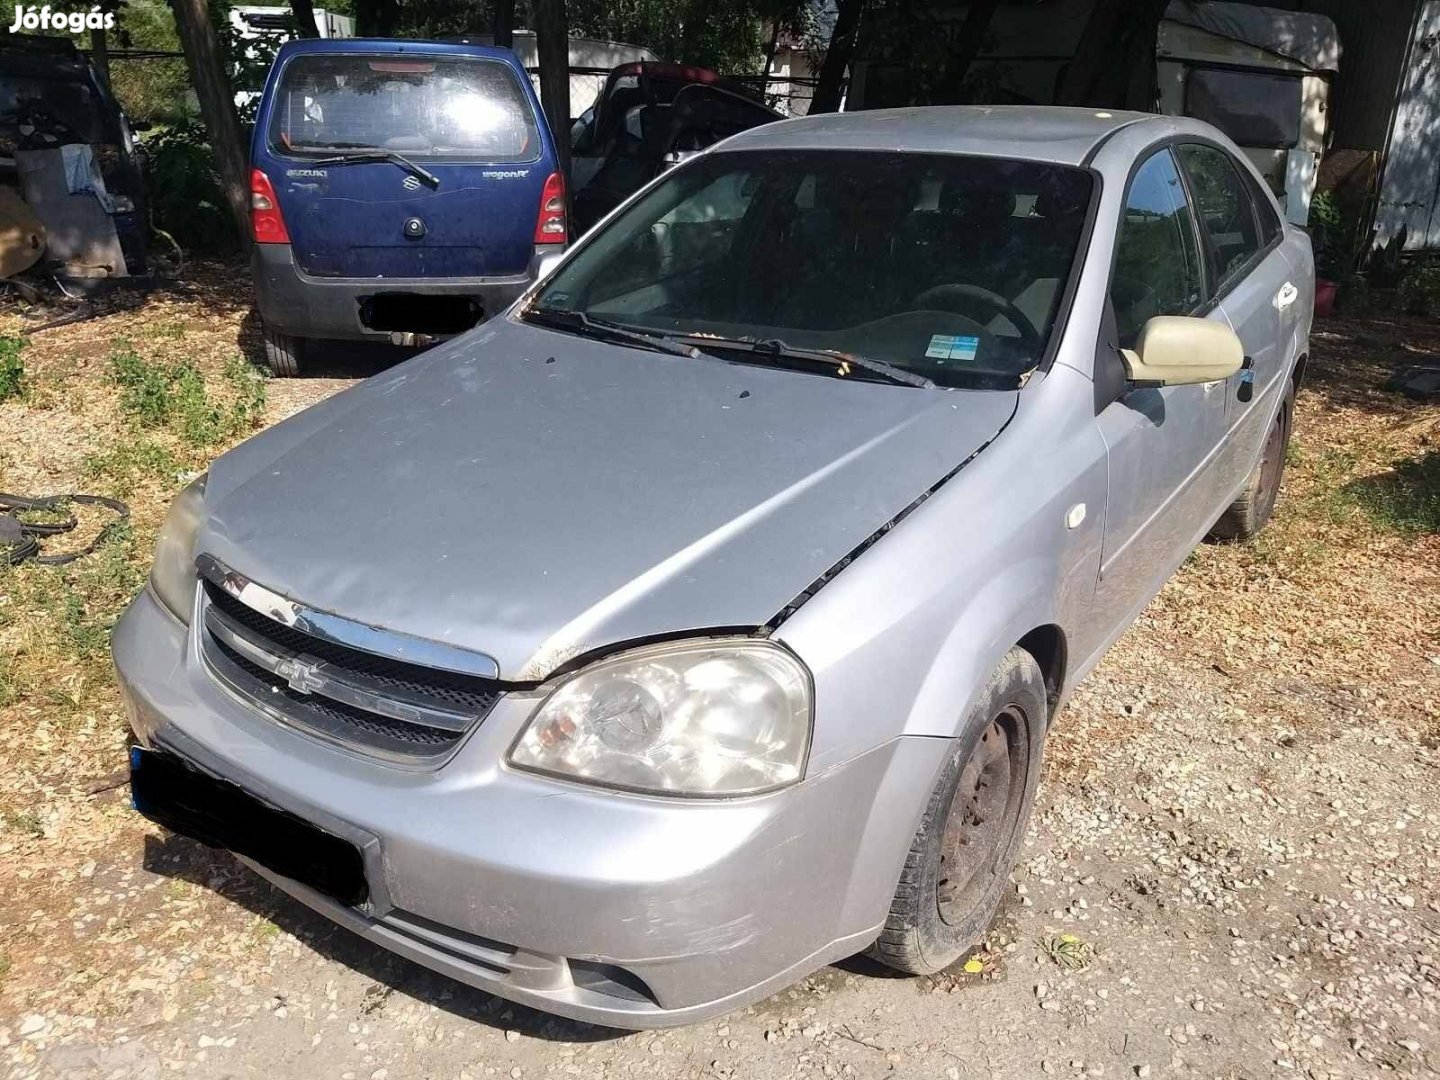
[1093,146,1228,631]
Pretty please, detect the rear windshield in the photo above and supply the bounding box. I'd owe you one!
[269,53,540,162]
[534,150,1095,387]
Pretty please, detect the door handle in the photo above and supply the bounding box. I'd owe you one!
[1273,282,1299,311]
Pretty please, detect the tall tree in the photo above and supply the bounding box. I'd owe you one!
[170,0,250,245]
[492,0,515,48]
[533,0,571,178]
[288,0,321,37]
[809,0,864,114]
[1057,0,1168,109]
[934,0,999,103]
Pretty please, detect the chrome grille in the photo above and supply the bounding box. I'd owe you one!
[198,577,502,761]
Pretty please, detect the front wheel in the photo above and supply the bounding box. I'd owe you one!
[869,648,1047,975]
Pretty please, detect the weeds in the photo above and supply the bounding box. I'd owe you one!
[0,333,25,402]
[83,439,183,495]
[108,342,266,447]
[3,809,44,838]
[1039,933,1097,971]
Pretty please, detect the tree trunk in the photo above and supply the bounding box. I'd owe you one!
[288,0,321,37]
[533,0,571,179]
[353,0,399,37]
[1057,0,1168,109]
[171,0,251,247]
[809,0,864,114]
[89,27,111,90]
[492,0,515,49]
[935,0,1000,104]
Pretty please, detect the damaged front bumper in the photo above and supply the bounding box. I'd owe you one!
[112,586,946,1028]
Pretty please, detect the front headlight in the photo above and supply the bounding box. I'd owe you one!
[149,474,206,624]
[508,638,813,797]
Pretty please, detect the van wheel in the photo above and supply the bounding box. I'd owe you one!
[261,323,302,377]
[869,648,1047,975]
[1211,388,1293,541]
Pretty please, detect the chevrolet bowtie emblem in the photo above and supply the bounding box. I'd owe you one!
[278,656,327,695]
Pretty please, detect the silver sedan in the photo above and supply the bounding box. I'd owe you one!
[114,106,1312,1028]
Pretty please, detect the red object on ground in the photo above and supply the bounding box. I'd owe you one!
[1314,278,1338,318]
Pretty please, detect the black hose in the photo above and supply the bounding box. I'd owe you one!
[0,492,131,566]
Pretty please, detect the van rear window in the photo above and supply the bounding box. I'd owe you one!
[269,53,540,162]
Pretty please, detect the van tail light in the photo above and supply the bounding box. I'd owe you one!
[250,168,290,244]
[534,171,566,244]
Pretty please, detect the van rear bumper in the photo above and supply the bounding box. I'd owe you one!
[252,243,540,342]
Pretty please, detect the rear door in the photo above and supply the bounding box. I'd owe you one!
[257,49,552,279]
[1092,146,1227,630]
[1175,142,1289,498]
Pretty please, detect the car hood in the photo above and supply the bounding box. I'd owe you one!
[199,320,1016,681]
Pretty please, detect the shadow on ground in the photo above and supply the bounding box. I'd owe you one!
[142,832,627,1043]
[1305,313,1440,416]
[1342,449,1440,535]
[237,308,421,379]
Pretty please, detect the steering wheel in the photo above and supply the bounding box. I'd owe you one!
[911,283,1042,355]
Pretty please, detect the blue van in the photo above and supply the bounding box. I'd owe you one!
[249,39,565,375]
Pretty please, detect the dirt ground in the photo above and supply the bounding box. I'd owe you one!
[1,268,1437,1080]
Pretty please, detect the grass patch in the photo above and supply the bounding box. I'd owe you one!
[1341,451,1440,537]
[0,333,26,402]
[108,343,266,447]
[83,439,184,496]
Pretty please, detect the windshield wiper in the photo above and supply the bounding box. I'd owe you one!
[678,335,935,389]
[524,307,702,358]
[311,149,440,190]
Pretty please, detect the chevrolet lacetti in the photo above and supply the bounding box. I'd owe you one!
[115,107,1312,1028]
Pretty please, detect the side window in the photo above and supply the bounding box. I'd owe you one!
[1177,143,1264,287]
[1110,148,1206,347]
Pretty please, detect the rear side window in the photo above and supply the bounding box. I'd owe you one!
[269,53,540,162]
[1111,148,1206,347]
[1177,143,1263,287]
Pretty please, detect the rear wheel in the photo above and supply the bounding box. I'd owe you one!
[261,322,302,378]
[869,648,1047,975]
[1211,388,1293,541]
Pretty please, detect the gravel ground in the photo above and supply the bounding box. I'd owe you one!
[1,280,1437,1080]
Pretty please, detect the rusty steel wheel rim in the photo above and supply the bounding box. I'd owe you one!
[936,707,1030,926]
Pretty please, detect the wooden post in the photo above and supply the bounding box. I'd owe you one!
[90,27,111,90]
[533,0,571,180]
[171,0,251,247]
[492,0,516,50]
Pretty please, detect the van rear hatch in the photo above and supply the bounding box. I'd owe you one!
[264,52,547,278]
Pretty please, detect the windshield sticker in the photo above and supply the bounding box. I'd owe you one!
[925,334,980,362]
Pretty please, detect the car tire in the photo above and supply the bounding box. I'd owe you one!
[1211,386,1294,541]
[869,647,1047,975]
[261,322,302,378]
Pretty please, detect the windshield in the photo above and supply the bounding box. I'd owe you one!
[269,53,540,162]
[533,149,1094,387]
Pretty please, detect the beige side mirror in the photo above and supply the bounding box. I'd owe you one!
[1120,315,1244,386]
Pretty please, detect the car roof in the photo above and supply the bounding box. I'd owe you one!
[275,38,521,62]
[720,105,1167,166]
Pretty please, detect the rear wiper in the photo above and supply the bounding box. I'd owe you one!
[311,149,440,190]
[679,335,935,389]
[524,307,702,358]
